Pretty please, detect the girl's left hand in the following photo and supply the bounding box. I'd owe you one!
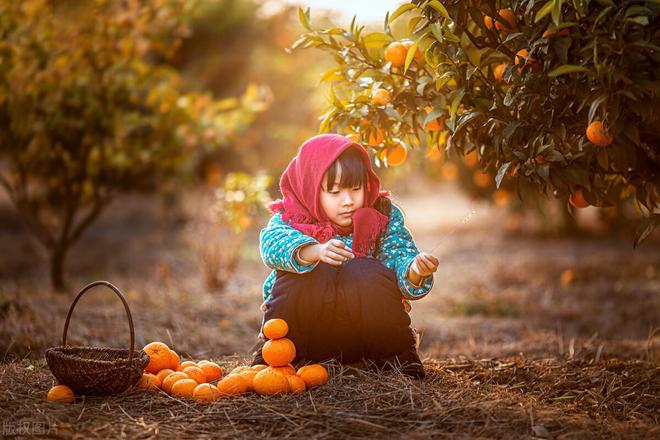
[410,252,439,277]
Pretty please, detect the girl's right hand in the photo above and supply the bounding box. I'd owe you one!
[317,239,355,266]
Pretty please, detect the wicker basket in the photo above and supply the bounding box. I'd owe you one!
[45,281,149,395]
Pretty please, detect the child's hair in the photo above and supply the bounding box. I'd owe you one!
[325,147,392,217]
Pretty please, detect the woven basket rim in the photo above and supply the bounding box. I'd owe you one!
[47,345,148,368]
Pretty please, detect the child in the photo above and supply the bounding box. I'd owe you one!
[252,134,439,379]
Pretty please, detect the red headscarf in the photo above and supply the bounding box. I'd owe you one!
[267,134,391,256]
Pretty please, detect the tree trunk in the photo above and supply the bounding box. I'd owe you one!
[50,244,69,293]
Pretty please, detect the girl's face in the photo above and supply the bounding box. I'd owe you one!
[320,161,365,227]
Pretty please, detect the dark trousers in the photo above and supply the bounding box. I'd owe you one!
[254,257,418,365]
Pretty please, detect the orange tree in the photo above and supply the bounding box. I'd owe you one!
[0,0,267,289]
[289,0,659,246]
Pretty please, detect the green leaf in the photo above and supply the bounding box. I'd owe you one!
[633,214,660,248]
[547,65,592,77]
[450,89,465,124]
[552,0,564,26]
[389,3,416,23]
[495,162,511,189]
[404,39,419,73]
[428,0,451,21]
[535,1,554,23]
[362,32,393,48]
[298,7,311,31]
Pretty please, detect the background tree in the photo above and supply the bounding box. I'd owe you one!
[0,0,268,290]
[289,0,659,246]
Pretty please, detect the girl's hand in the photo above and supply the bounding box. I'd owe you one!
[410,252,439,278]
[317,239,355,266]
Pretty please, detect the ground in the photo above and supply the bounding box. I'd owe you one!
[1,181,658,439]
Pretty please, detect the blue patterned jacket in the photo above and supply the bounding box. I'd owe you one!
[259,202,434,302]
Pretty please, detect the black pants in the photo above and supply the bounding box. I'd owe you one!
[254,256,418,365]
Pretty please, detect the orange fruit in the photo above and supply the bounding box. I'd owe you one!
[464,150,479,167]
[534,155,545,164]
[493,189,511,207]
[253,369,290,396]
[230,366,253,375]
[199,362,223,382]
[239,370,259,392]
[569,186,590,208]
[251,364,268,371]
[441,162,458,181]
[384,41,407,67]
[402,40,424,64]
[171,378,197,398]
[287,375,307,395]
[368,129,384,146]
[371,88,391,106]
[262,338,296,367]
[168,350,180,370]
[473,171,491,188]
[493,63,507,82]
[143,342,172,374]
[484,9,517,33]
[177,360,197,371]
[183,366,206,384]
[269,365,297,376]
[162,371,189,394]
[296,364,329,388]
[586,121,614,147]
[47,385,74,403]
[263,318,289,340]
[216,374,248,396]
[193,383,220,403]
[424,106,446,132]
[137,373,161,391]
[515,49,540,73]
[384,141,407,166]
[156,368,175,383]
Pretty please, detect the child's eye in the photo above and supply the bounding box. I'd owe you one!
[352,187,362,191]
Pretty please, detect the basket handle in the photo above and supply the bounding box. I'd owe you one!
[62,280,137,365]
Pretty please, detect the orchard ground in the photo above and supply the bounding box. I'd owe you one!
[1,176,658,439]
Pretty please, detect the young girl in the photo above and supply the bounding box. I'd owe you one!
[252,134,439,379]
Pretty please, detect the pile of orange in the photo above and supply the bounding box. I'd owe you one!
[47,319,330,404]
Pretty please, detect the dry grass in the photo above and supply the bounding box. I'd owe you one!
[1,355,658,439]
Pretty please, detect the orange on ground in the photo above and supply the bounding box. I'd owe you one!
[156,368,175,383]
[239,370,259,392]
[137,373,161,391]
[143,342,172,374]
[287,375,307,395]
[385,141,407,166]
[262,338,296,367]
[253,369,290,396]
[269,365,297,376]
[297,364,329,388]
[193,383,220,403]
[384,41,407,67]
[162,371,189,394]
[515,49,540,73]
[251,364,268,371]
[47,385,75,404]
[560,269,575,286]
[183,366,206,384]
[424,106,446,132]
[230,366,253,375]
[216,374,248,396]
[263,318,289,340]
[493,63,507,82]
[371,88,391,106]
[168,350,180,370]
[177,360,197,372]
[586,121,614,147]
[199,362,223,382]
[569,186,590,208]
[171,378,197,398]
